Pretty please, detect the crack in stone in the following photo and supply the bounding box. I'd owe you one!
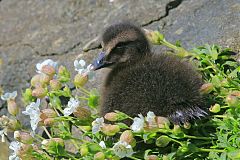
[23,43,40,55]
[82,36,101,52]
[142,0,183,27]
[40,41,82,56]
[1,0,183,55]
[0,41,23,48]
[83,0,184,53]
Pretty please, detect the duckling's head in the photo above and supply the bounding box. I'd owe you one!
[92,22,151,70]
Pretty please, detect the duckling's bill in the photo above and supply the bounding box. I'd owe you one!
[92,52,113,70]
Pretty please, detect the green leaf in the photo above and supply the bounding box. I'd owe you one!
[88,143,102,153]
[116,122,129,129]
[88,90,100,109]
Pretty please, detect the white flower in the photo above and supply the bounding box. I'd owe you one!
[9,141,21,160]
[113,141,134,158]
[74,59,95,79]
[146,111,156,123]
[63,98,80,116]
[1,91,17,101]
[0,128,7,142]
[22,99,41,132]
[99,141,106,149]
[36,59,58,73]
[130,114,145,132]
[92,117,104,134]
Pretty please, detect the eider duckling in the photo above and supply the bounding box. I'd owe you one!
[92,22,207,124]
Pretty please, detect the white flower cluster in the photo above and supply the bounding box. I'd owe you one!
[9,141,21,160]
[74,59,95,80]
[0,128,7,142]
[130,114,145,132]
[36,59,58,73]
[63,98,80,116]
[92,117,104,134]
[1,91,17,101]
[130,111,156,132]
[113,141,134,158]
[22,99,41,133]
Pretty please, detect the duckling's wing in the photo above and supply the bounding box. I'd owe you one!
[101,54,207,124]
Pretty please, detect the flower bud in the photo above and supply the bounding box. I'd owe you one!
[80,145,89,156]
[162,155,169,160]
[94,152,105,160]
[101,124,120,136]
[22,88,33,104]
[17,144,33,159]
[156,135,171,147]
[209,104,221,113]
[74,74,88,87]
[73,107,91,120]
[183,122,191,129]
[40,109,57,120]
[144,29,164,45]
[104,112,118,121]
[58,65,71,83]
[58,65,67,75]
[200,83,214,94]
[156,116,170,129]
[0,115,10,126]
[14,131,33,144]
[180,145,189,153]
[8,119,21,131]
[40,73,52,85]
[226,92,240,107]
[232,91,240,97]
[41,65,56,77]
[50,79,62,91]
[146,155,160,160]
[31,74,41,87]
[173,125,182,135]
[120,130,136,147]
[32,87,47,98]
[7,100,19,116]
[44,118,55,126]
[42,138,64,151]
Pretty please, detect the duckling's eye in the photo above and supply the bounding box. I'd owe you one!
[98,58,103,64]
[115,41,132,49]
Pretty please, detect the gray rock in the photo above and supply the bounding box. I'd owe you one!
[0,0,170,92]
[146,0,240,52]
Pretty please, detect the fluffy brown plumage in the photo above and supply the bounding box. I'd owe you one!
[92,22,207,124]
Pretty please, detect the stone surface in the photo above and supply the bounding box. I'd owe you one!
[147,0,240,52]
[0,0,239,159]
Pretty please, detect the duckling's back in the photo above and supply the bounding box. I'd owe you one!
[100,54,206,124]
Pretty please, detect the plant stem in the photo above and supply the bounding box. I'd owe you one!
[129,156,142,160]
[42,126,52,139]
[168,137,184,146]
[214,115,228,118]
[184,135,215,140]
[78,96,89,100]
[71,139,80,150]
[161,39,180,51]
[77,86,91,95]
[199,148,225,153]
